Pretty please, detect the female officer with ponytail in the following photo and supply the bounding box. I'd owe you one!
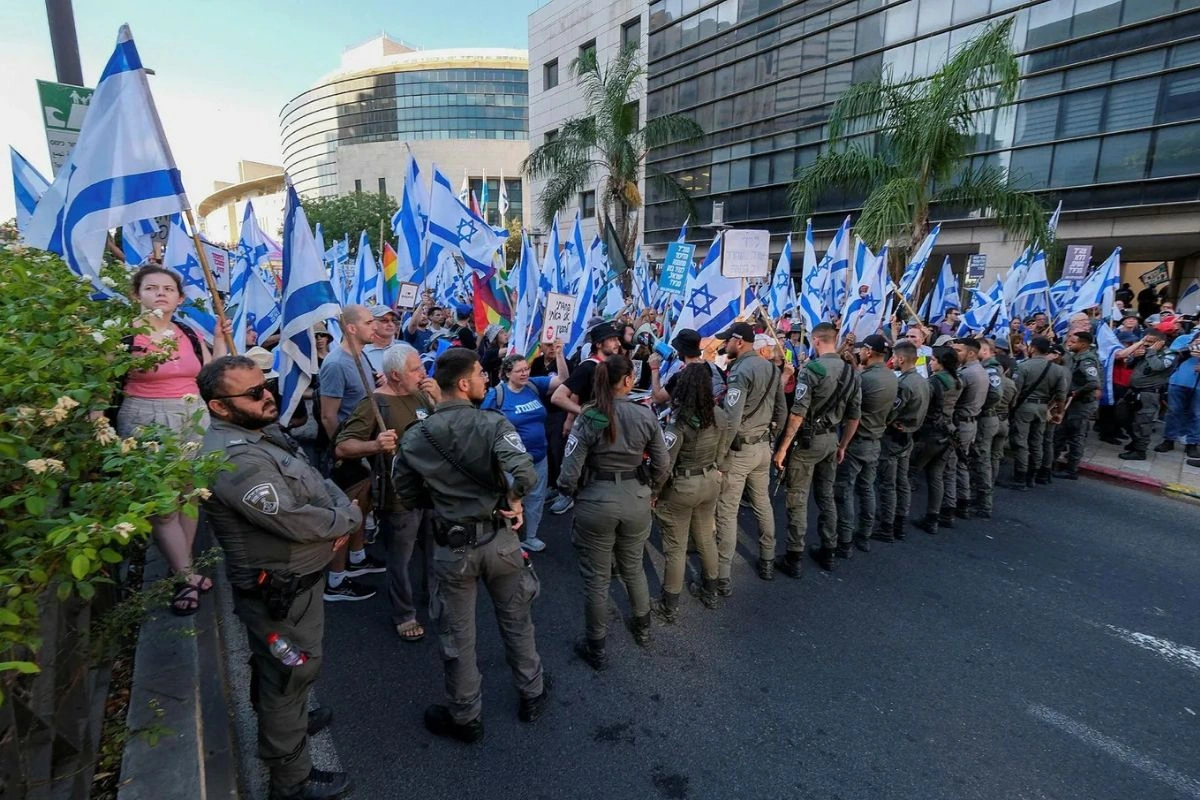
[559,351,670,671]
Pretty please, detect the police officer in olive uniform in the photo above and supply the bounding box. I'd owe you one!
[559,354,670,670]
[199,356,360,800]
[967,338,1004,518]
[1007,336,1066,490]
[713,322,786,586]
[946,338,988,520]
[1036,344,1071,485]
[834,334,897,554]
[913,347,961,535]
[391,348,547,743]
[772,322,861,574]
[872,339,930,543]
[1055,330,1101,478]
[991,355,1018,491]
[1119,330,1179,461]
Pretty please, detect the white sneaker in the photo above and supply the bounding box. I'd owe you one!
[521,537,547,553]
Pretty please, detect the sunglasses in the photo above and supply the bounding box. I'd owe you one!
[216,383,270,401]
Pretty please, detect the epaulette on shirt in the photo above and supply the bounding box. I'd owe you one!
[933,372,953,389]
[805,361,827,378]
[582,407,610,429]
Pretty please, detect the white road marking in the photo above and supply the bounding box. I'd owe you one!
[1028,704,1200,799]
[1105,625,1200,675]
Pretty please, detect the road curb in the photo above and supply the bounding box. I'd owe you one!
[1079,462,1200,505]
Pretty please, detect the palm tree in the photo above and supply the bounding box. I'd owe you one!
[789,17,1050,291]
[523,46,703,265]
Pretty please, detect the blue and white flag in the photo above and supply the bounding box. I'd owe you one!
[898,223,940,301]
[10,147,50,235]
[922,256,961,324]
[25,25,187,299]
[1070,246,1121,317]
[563,210,587,293]
[510,232,542,357]
[764,234,796,321]
[352,230,379,305]
[1001,247,1032,307]
[1096,321,1122,406]
[426,165,504,278]
[162,214,217,343]
[230,201,274,352]
[540,215,564,296]
[797,218,825,333]
[839,238,889,342]
[675,234,753,338]
[277,180,341,425]
[391,153,428,286]
[821,216,852,321]
[565,238,601,358]
[1177,278,1200,316]
[633,246,654,312]
[122,217,159,266]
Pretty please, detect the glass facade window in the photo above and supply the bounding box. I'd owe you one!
[544,60,559,89]
[642,0,1200,243]
[623,17,643,50]
[580,191,597,218]
[280,65,529,197]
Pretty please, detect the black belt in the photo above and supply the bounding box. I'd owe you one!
[594,470,639,482]
[233,570,323,599]
[1022,398,1047,405]
[673,465,713,478]
[979,410,997,418]
[997,413,1009,421]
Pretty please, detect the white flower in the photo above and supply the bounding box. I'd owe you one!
[102,319,121,329]
[13,406,36,422]
[91,331,106,344]
[142,441,161,453]
[120,438,138,454]
[181,393,199,403]
[159,328,175,338]
[55,396,80,411]
[181,441,201,454]
[150,308,164,319]
[191,487,212,501]
[25,458,64,475]
[92,418,118,445]
[40,407,68,425]
[113,521,136,542]
[99,276,117,288]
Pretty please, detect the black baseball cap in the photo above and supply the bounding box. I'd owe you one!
[952,336,981,351]
[858,334,891,354]
[715,321,755,343]
[671,328,702,357]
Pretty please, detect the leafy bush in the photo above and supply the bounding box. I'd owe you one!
[0,244,227,702]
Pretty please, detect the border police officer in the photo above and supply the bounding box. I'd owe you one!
[392,348,547,743]
[873,340,930,543]
[1119,330,1178,461]
[200,356,360,800]
[913,347,961,535]
[1006,336,1065,490]
[1055,330,1101,478]
[967,338,1004,518]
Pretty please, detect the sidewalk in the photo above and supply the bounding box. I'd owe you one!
[1078,432,1200,503]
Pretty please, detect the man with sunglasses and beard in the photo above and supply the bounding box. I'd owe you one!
[199,356,361,800]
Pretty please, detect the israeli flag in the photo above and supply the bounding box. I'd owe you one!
[510,232,542,357]
[922,256,961,324]
[563,210,587,293]
[10,147,50,235]
[764,234,796,320]
[797,218,826,333]
[1070,247,1121,317]
[675,233,753,338]
[1001,247,1032,306]
[277,179,341,425]
[1177,279,1200,316]
[839,238,889,342]
[633,246,654,311]
[1096,321,1122,406]
[162,215,217,343]
[426,165,505,278]
[121,217,159,266]
[25,25,187,299]
[352,230,379,305]
[229,201,274,351]
[564,241,599,358]
[819,216,852,321]
[540,215,564,295]
[391,153,427,286]
[1013,247,1049,314]
[898,223,940,301]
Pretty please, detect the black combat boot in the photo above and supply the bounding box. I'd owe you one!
[870,520,896,543]
[423,704,484,744]
[1154,440,1174,453]
[1186,444,1200,458]
[937,507,956,529]
[1005,470,1029,491]
[306,707,333,736]
[574,637,608,671]
[1119,450,1147,461]
[269,768,353,800]
[518,673,553,723]
[834,540,853,559]
[1036,467,1052,485]
[757,557,775,581]
[774,551,803,578]
[914,514,939,535]
[893,515,908,541]
[955,499,971,519]
[715,577,733,597]
[631,613,651,647]
[1053,465,1078,480]
[853,535,871,552]
[1024,471,1036,489]
[972,504,992,519]
[653,591,680,624]
[809,545,836,571]
[689,577,720,608]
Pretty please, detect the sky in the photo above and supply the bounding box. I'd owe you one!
[0,0,541,221]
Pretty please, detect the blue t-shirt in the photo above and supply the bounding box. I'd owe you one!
[481,376,551,462]
[1168,332,1198,388]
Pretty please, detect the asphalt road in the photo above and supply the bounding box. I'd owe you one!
[315,478,1200,800]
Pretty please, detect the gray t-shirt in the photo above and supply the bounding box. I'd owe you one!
[318,346,375,424]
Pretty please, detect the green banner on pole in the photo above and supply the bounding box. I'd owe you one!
[36,79,93,175]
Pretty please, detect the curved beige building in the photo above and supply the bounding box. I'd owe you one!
[280,35,529,225]
[197,160,285,245]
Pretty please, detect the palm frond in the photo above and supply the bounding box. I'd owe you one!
[856,175,923,252]
[645,167,699,227]
[933,164,1049,250]
[522,117,597,178]
[640,114,705,154]
[789,145,895,224]
[535,158,606,228]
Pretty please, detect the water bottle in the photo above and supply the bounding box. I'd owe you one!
[267,632,307,666]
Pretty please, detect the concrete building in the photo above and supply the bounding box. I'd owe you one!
[642,0,1200,296]
[197,160,285,246]
[527,0,648,248]
[279,35,529,226]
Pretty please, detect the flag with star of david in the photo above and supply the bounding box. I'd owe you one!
[674,233,753,338]
[838,237,889,342]
[426,164,505,278]
[797,218,826,333]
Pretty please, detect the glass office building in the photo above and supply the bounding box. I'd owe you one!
[281,57,529,198]
[643,0,1200,247]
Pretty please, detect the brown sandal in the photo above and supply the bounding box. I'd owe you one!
[396,620,425,642]
[171,584,200,616]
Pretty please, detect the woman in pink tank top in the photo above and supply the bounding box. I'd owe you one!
[116,265,229,615]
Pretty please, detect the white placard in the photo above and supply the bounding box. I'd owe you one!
[542,292,575,344]
[396,282,420,309]
[720,229,771,278]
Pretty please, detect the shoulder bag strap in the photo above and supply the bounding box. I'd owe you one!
[1015,361,1052,408]
[419,421,497,491]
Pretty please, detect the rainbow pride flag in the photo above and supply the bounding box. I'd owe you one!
[381,240,399,308]
[472,272,511,333]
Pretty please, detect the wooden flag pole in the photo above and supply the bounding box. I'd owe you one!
[890,286,924,326]
[182,208,235,355]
